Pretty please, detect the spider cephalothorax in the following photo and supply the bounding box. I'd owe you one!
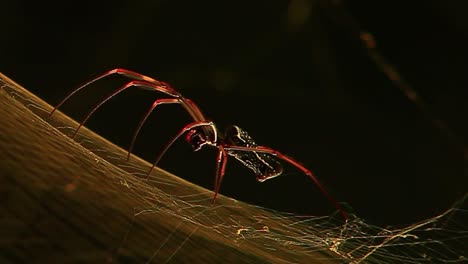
[50,68,348,219]
[185,127,213,151]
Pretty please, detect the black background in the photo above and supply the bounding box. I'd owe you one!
[1,0,466,226]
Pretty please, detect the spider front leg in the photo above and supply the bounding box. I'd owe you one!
[50,68,171,116]
[65,80,179,138]
[222,145,349,220]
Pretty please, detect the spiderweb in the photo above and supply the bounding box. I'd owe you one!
[48,125,468,264]
[88,155,468,264]
[71,143,468,264]
[2,79,465,264]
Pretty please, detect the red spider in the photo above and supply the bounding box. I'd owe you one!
[50,68,349,220]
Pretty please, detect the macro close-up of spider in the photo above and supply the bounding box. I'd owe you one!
[50,68,349,220]
[2,1,467,263]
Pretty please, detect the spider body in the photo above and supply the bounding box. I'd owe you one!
[50,68,348,219]
[185,124,283,181]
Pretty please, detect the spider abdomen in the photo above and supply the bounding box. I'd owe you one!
[224,125,283,181]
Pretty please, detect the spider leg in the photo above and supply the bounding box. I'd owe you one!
[212,146,228,203]
[222,145,349,220]
[50,68,169,116]
[70,80,179,138]
[126,98,181,161]
[146,121,217,178]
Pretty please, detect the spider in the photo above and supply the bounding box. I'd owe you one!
[50,68,348,219]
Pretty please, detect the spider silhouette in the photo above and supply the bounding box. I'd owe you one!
[50,68,348,219]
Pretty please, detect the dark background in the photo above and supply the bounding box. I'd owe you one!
[1,0,466,226]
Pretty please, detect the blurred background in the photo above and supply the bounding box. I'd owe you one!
[1,0,466,226]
